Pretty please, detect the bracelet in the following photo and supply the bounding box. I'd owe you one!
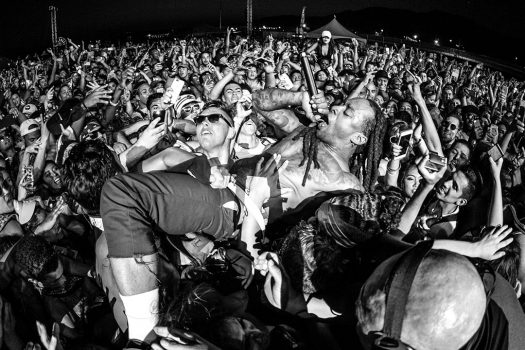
[81,102,88,110]
[387,162,401,172]
[109,100,119,107]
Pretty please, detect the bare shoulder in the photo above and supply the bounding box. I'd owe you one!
[341,172,364,192]
[267,127,305,156]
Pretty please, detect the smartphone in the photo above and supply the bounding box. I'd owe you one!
[425,152,447,172]
[168,78,185,105]
[487,144,504,162]
[473,119,483,139]
[152,109,166,123]
[278,73,294,90]
[390,128,413,160]
[483,124,499,144]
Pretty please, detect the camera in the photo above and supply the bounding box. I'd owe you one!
[424,151,447,172]
[389,126,413,160]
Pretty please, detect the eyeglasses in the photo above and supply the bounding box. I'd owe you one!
[441,122,458,131]
[182,103,201,114]
[194,113,232,127]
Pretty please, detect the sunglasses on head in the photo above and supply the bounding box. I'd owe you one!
[203,100,227,110]
[194,113,232,127]
[441,122,458,130]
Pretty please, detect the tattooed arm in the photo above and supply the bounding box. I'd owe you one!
[252,88,305,134]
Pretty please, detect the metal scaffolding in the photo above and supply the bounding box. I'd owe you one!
[49,6,58,49]
[247,0,253,37]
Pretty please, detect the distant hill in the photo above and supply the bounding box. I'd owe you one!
[258,7,521,63]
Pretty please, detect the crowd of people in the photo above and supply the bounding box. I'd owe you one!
[1,25,525,350]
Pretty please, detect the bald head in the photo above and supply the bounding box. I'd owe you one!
[357,249,486,350]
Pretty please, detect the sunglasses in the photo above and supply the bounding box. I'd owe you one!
[194,113,232,127]
[441,122,458,131]
[203,100,227,110]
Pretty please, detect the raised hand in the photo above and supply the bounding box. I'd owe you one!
[417,153,446,186]
[86,81,102,91]
[135,117,166,149]
[262,60,275,74]
[474,226,514,260]
[83,86,112,108]
[488,156,503,179]
[249,154,289,203]
[235,101,252,120]
[390,143,403,159]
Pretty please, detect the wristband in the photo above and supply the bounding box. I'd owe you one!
[109,100,119,107]
[81,102,88,111]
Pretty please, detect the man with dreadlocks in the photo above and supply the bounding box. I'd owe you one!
[250,88,386,213]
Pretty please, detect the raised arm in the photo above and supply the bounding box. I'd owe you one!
[409,75,444,156]
[209,71,235,101]
[140,146,195,173]
[397,155,446,234]
[306,42,318,55]
[347,71,374,100]
[487,157,503,227]
[252,88,306,134]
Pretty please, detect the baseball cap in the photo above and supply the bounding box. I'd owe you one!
[20,119,40,137]
[375,70,389,80]
[321,31,332,39]
[22,104,37,116]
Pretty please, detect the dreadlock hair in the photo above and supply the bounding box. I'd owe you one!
[294,100,386,189]
[292,126,321,186]
[362,100,387,191]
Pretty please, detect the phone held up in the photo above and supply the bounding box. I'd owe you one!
[487,144,504,162]
[424,151,447,173]
[389,126,413,160]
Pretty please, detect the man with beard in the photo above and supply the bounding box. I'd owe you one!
[439,115,461,151]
